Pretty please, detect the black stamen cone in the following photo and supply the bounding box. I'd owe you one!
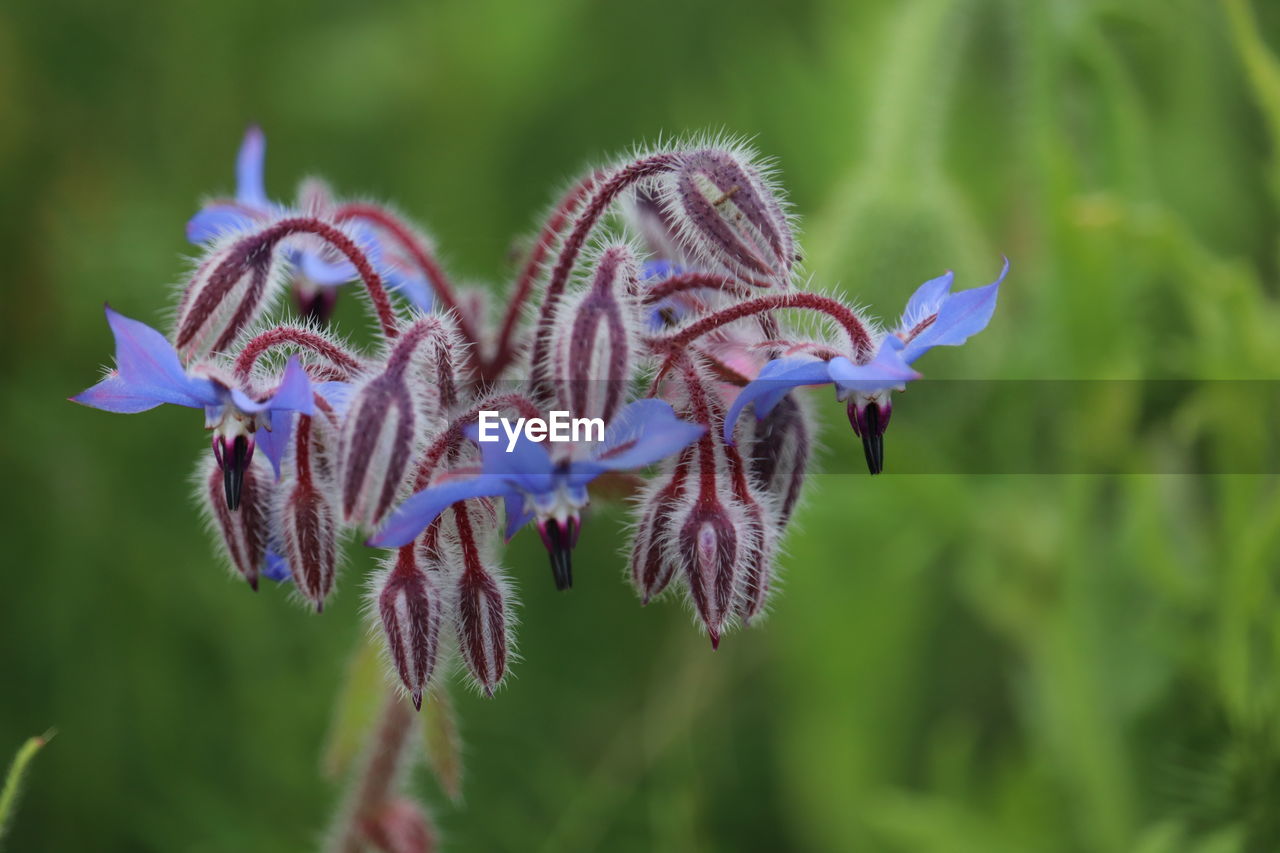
[861,404,884,475]
[544,519,574,591]
[223,435,249,510]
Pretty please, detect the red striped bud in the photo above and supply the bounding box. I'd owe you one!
[280,415,340,611]
[451,506,511,695]
[198,454,270,590]
[744,394,812,527]
[551,245,638,425]
[673,489,755,648]
[628,450,692,603]
[660,147,794,286]
[376,547,443,710]
[175,220,294,359]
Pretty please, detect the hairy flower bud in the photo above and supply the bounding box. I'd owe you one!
[673,489,754,648]
[340,317,460,528]
[660,147,794,286]
[280,415,340,611]
[743,394,812,527]
[376,548,443,710]
[450,506,511,695]
[551,245,638,425]
[198,454,270,590]
[628,451,692,603]
[175,220,294,359]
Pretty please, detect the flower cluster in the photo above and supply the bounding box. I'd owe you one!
[72,129,1004,706]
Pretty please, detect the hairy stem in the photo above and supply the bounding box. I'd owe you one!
[326,692,416,853]
[650,292,874,356]
[234,327,363,380]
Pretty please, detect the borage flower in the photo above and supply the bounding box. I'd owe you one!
[186,127,432,318]
[71,307,314,508]
[724,260,1007,473]
[370,400,704,590]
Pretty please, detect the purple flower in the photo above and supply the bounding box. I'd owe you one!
[186,127,432,313]
[71,306,314,508]
[724,260,1007,473]
[370,399,705,590]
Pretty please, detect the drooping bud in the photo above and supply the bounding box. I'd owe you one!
[551,245,638,426]
[174,219,295,359]
[659,147,794,286]
[673,489,753,648]
[451,506,511,694]
[846,390,892,475]
[376,547,443,710]
[720,440,778,625]
[360,798,437,853]
[280,415,340,611]
[623,184,688,263]
[743,394,812,526]
[198,454,269,590]
[628,451,692,603]
[339,319,454,528]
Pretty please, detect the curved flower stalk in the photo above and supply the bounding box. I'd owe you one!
[187,127,433,320]
[72,131,1007,738]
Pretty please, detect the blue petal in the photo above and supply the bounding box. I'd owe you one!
[588,399,704,473]
[901,259,1006,364]
[229,357,314,416]
[295,250,358,287]
[237,126,269,208]
[370,476,520,548]
[722,357,833,444]
[72,307,219,413]
[263,549,292,583]
[502,493,536,542]
[642,260,684,280]
[471,425,557,495]
[388,272,433,312]
[898,271,955,333]
[827,341,921,395]
[186,205,256,244]
[256,408,294,479]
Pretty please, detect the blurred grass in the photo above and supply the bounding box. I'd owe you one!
[3,0,1280,850]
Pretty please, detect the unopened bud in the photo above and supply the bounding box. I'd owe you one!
[674,492,749,648]
[339,373,417,528]
[199,454,269,590]
[377,548,443,710]
[744,394,812,526]
[628,453,692,603]
[280,416,339,611]
[551,245,638,425]
[661,148,794,285]
[174,220,293,359]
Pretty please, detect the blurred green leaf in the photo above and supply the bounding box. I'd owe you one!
[0,731,53,848]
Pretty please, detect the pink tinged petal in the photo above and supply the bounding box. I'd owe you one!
[378,549,443,709]
[236,125,269,208]
[901,258,1007,363]
[455,563,509,695]
[722,357,831,444]
[174,221,292,359]
[201,456,268,590]
[339,374,418,528]
[72,308,219,413]
[665,148,794,284]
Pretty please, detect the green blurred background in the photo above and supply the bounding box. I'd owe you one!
[5,0,1280,850]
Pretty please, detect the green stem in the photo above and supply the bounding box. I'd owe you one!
[0,731,54,845]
